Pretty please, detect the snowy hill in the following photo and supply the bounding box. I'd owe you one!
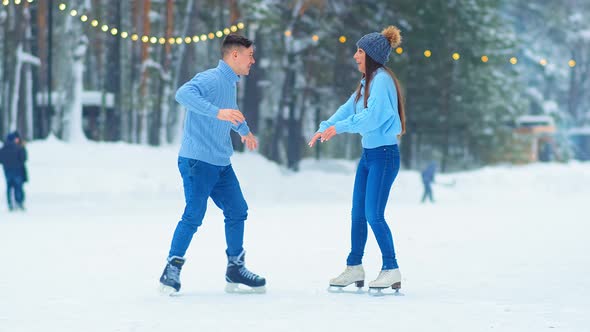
[0,139,588,332]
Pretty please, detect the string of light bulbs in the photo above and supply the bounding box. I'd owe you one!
[1,0,579,67]
[56,2,245,45]
[2,0,245,45]
[285,29,577,68]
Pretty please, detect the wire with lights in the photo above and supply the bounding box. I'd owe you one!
[55,2,245,45]
[2,0,244,45]
[1,0,579,66]
[283,29,578,69]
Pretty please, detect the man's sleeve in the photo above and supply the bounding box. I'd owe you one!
[175,73,220,118]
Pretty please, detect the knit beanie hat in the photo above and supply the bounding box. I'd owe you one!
[356,26,402,65]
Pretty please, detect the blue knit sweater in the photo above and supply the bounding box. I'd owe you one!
[318,68,402,148]
[175,60,250,166]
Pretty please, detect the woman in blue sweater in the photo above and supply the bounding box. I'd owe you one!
[309,26,406,292]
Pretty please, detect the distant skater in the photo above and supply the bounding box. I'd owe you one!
[421,161,436,203]
[0,131,28,211]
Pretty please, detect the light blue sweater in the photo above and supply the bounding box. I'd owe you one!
[175,60,250,166]
[318,68,402,148]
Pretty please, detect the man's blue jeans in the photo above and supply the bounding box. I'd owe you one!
[169,157,248,258]
[346,145,400,270]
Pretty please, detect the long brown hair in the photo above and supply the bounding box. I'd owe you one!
[354,54,406,135]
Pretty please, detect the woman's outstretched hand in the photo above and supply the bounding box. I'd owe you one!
[308,132,322,148]
[320,126,337,142]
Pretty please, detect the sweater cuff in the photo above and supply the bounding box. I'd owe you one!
[238,125,250,137]
[334,121,349,134]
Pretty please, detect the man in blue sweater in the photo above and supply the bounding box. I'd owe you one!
[159,34,265,295]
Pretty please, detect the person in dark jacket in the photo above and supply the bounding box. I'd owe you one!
[421,161,436,203]
[0,131,28,211]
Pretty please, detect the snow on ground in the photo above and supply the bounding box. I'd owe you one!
[0,139,589,332]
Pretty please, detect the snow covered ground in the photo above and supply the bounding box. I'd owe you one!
[1,138,589,332]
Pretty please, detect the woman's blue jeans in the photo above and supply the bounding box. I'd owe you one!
[168,157,248,258]
[346,145,400,270]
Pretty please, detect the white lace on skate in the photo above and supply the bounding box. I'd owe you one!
[239,267,260,281]
[368,268,401,289]
[166,264,181,281]
[329,265,365,287]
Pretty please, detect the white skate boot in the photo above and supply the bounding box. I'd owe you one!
[328,265,365,293]
[368,268,402,296]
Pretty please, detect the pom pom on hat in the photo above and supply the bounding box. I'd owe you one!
[356,25,402,65]
[381,26,402,48]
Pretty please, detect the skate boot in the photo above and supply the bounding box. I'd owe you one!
[225,250,266,294]
[368,268,402,296]
[159,256,185,295]
[328,265,365,292]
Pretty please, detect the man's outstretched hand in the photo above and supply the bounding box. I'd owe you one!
[241,132,258,151]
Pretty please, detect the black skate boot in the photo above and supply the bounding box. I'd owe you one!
[159,256,185,295]
[225,250,266,294]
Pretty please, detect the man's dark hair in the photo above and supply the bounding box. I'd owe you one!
[221,34,253,57]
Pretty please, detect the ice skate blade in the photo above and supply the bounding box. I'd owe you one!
[368,287,404,297]
[225,283,266,294]
[327,285,365,294]
[159,284,179,296]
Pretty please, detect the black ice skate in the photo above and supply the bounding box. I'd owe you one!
[159,256,185,295]
[225,250,266,294]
